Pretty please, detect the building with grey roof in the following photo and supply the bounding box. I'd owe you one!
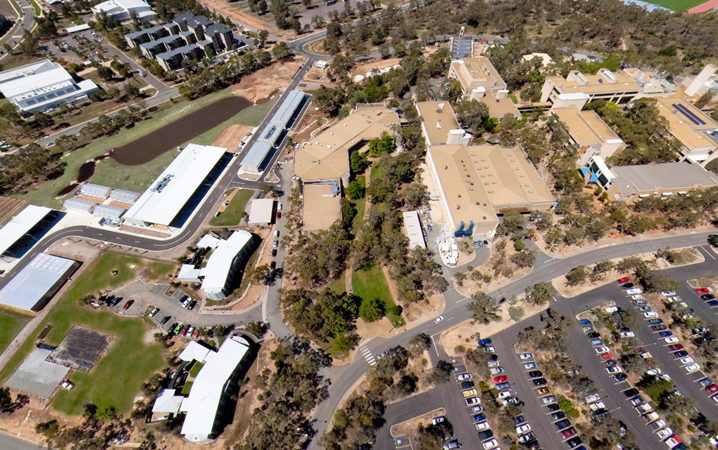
[140,34,186,58]
[0,253,79,312]
[63,198,94,213]
[79,183,111,199]
[125,23,179,48]
[109,188,141,205]
[93,204,125,222]
[156,44,204,71]
[4,347,71,398]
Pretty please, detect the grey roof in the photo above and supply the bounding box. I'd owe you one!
[173,11,195,23]
[0,253,76,312]
[93,204,125,219]
[192,16,213,27]
[109,188,141,204]
[611,161,718,196]
[79,182,111,199]
[270,90,305,129]
[196,39,213,48]
[3,347,70,398]
[156,44,202,60]
[63,198,94,212]
[205,23,230,35]
[241,141,273,172]
[126,24,166,39]
[140,34,183,49]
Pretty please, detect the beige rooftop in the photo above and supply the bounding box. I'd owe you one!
[551,106,622,146]
[449,57,507,93]
[294,107,399,182]
[545,69,641,95]
[484,94,520,119]
[654,96,718,151]
[302,184,342,231]
[416,101,461,145]
[429,144,555,229]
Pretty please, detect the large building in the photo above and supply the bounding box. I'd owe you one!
[0,253,79,312]
[240,90,306,174]
[549,105,626,166]
[418,101,555,242]
[586,156,718,201]
[0,205,54,259]
[200,231,259,300]
[447,57,519,118]
[653,96,718,166]
[540,69,642,105]
[123,144,227,231]
[91,0,156,21]
[0,60,98,113]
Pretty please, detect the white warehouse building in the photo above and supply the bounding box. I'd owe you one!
[91,0,156,21]
[0,60,98,113]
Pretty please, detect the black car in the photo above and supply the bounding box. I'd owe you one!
[528,371,543,379]
[702,294,716,301]
[622,283,634,289]
[514,415,525,425]
[160,315,171,325]
[552,412,566,421]
[651,325,668,331]
[648,319,663,325]
[614,373,628,381]
[673,350,689,358]
[109,296,122,307]
[271,249,277,257]
[187,300,197,310]
[547,404,560,412]
[555,419,571,430]
[461,381,475,389]
[533,378,547,386]
[270,261,277,270]
[566,437,582,448]
[623,388,639,398]
[606,359,617,367]
[477,430,494,441]
[180,295,189,304]
[587,332,600,339]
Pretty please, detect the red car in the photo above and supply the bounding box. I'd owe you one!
[493,376,508,383]
[706,384,718,394]
[276,212,282,219]
[668,344,684,352]
[617,277,631,284]
[179,326,189,337]
[600,353,612,360]
[123,300,134,310]
[192,328,200,339]
[561,428,576,439]
[697,288,711,294]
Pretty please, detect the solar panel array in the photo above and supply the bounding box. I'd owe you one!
[672,103,706,126]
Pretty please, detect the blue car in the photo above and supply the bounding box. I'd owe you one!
[580,319,591,325]
[472,413,486,422]
[708,300,718,307]
[478,338,492,346]
[658,331,673,337]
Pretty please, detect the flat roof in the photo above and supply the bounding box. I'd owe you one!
[0,205,52,255]
[546,69,641,96]
[483,94,520,119]
[0,59,54,84]
[302,184,342,231]
[201,231,253,292]
[180,336,250,442]
[124,143,226,226]
[3,347,70,398]
[0,66,75,99]
[416,101,461,145]
[551,106,622,146]
[270,90,305,128]
[611,161,718,195]
[247,198,274,224]
[0,253,76,312]
[402,211,426,249]
[240,141,273,172]
[450,57,506,92]
[654,97,718,151]
[294,106,399,181]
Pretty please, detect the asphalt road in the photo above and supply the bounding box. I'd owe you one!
[0,432,44,450]
[0,0,36,55]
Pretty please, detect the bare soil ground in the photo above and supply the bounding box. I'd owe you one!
[390,407,446,438]
[196,0,279,33]
[352,57,403,78]
[304,65,333,84]
[213,124,252,153]
[688,274,718,289]
[0,395,84,445]
[0,196,26,226]
[230,58,306,102]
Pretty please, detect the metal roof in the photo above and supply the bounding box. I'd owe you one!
[124,144,226,226]
[63,198,94,212]
[247,198,274,224]
[270,90,305,128]
[0,253,76,312]
[0,205,52,256]
[403,211,426,249]
[180,336,250,442]
[201,231,253,293]
[109,188,141,204]
[93,204,125,219]
[240,141,273,173]
[79,183,111,199]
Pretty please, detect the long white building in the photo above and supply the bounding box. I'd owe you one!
[91,0,156,21]
[0,60,98,113]
[201,231,258,300]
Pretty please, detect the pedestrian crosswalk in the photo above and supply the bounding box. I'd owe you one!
[360,345,376,365]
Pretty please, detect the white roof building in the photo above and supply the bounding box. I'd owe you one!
[197,234,220,250]
[0,253,78,312]
[247,198,274,226]
[179,336,252,442]
[79,183,112,199]
[0,205,53,257]
[201,231,256,300]
[91,0,156,21]
[179,341,211,363]
[123,144,226,230]
[402,211,426,249]
[0,60,98,113]
[152,388,184,414]
[63,198,95,213]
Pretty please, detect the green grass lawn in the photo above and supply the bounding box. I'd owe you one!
[0,253,171,416]
[0,308,32,356]
[16,89,237,209]
[350,175,366,233]
[328,272,346,295]
[181,381,193,395]
[189,362,204,378]
[508,94,518,104]
[352,267,404,326]
[641,0,704,11]
[89,148,179,193]
[210,189,254,226]
[370,165,384,181]
[188,99,277,146]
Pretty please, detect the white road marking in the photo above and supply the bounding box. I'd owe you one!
[359,346,376,365]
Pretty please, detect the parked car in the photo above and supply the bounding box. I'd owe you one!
[148,307,159,317]
[696,288,711,294]
[488,360,501,367]
[685,363,701,373]
[516,423,532,434]
[587,332,600,339]
[524,362,538,370]
[566,437,583,448]
[160,315,171,325]
[532,378,547,386]
[465,397,480,406]
[483,346,496,353]
[706,384,718,394]
[595,346,610,354]
[555,419,571,430]
[475,421,490,431]
[652,325,668,331]
[498,390,511,399]
[626,288,642,295]
[699,377,714,387]
[657,428,673,440]
[664,337,679,344]
[547,403,560,412]
[658,331,673,337]
[461,381,475,389]
[432,416,445,425]
[623,388,640,398]
[479,338,493,345]
[668,344,684,352]
[123,300,134,310]
[496,382,511,390]
[463,389,478,397]
[617,277,630,284]
[644,311,659,318]
[528,370,543,378]
[662,291,676,296]
[673,350,689,358]
[519,353,534,360]
[442,440,460,450]
[537,387,551,395]
[493,376,507,383]
[271,249,277,257]
[477,430,494,441]
[552,412,566,421]
[649,319,664,325]
[192,328,200,339]
[543,396,557,404]
[615,373,628,381]
[482,438,499,450]
[472,405,484,413]
[457,373,473,381]
[561,428,577,439]
[490,367,505,375]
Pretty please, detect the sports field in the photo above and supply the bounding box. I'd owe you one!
[642,0,705,11]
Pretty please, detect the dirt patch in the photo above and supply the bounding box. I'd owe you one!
[196,0,278,33]
[441,298,549,356]
[0,196,27,226]
[304,65,333,84]
[212,123,253,153]
[688,275,718,289]
[352,57,403,78]
[390,407,446,438]
[403,294,444,323]
[0,394,84,445]
[230,58,306,102]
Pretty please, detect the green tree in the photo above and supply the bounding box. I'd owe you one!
[272,41,290,60]
[454,99,491,134]
[247,264,271,285]
[359,297,385,322]
[467,292,501,324]
[331,332,358,356]
[367,132,396,156]
[346,180,365,200]
[350,151,369,174]
[509,306,525,322]
[525,282,554,305]
[565,266,588,286]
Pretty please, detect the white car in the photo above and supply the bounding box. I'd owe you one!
[661,373,672,381]
[661,291,676,296]
[644,311,659,318]
[490,367,505,375]
[277,203,282,211]
[626,288,642,294]
[498,390,511,399]
[488,360,501,368]
[631,294,643,300]
[605,306,619,313]
[475,421,490,431]
[542,395,556,404]
[620,330,635,338]
[483,346,496,353]
[664,296,675,303]
[595,346,610,354]
[589,401,606,411]
[516,423,532,434]
[685,363,701,373]
[524,362,538,370]
[679,356,694,365]
[585,394,600,403]
[466,397,481,406]
[435,315,444,323]
[432,416,445,425]
[457,373,473,381]
[647,368,663,376]
[657,428,673,440]
[606,366,622,374]
[483,438,499,450]
[664,337,680,344]
[519,353,534,360]
[679,302,689,308]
